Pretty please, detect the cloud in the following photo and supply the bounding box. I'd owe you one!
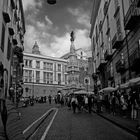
[49,29,91,57]
[74,29,91,50]
[24,24,91,58]
[67,7,90,29]
[22,0,42,11]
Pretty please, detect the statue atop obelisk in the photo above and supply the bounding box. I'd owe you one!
[70,31,76,54]
[70,31,75,42]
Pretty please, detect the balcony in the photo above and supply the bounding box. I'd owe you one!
[8,27,15,36]
[104,50,113,61]
[112,33,123,49]
[107,71,114,81]
[134,0,140,7]
[116,59,125,73]
[13,46,23,63]
[130,49,140,73]
[98,59,107,71]
[124,3,140,30]
[3,11,10,23]
[137,0,140,7]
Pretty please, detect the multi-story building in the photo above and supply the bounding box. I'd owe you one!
[0,0,25,99]
[23,42,68,97]
[61,31,94,92]
[90,0,140,89]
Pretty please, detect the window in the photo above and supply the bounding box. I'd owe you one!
[29,70,32,82]
[25,60,28,67]
[43,72,47,83]
[58,73,61,84]
[64,65,67,72]
[106,14,109,29]
[43,62,47,69]
[36,71,40,83]
[29,60,32,68]
[7,38,11,60]
[58,64,61,72]
[47,72,53,84]
[65,75,67,84]
[24,70,28,82]
[36,61,40,69]
[1,24,5,52]
[47,63,53,71]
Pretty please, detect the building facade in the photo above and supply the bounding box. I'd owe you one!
[0,0,25,99]
[23,42,68,97]
[61,31,94,92]
[90,0,140,90]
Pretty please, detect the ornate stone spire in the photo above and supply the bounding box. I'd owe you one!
[70,31,75,54]
[32,41,40,54]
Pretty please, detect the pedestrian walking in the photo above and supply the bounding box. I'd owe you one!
[84,95,88,110]
[88,94,92,113]
[120,94,127,117]
[111,92,116,116]
[130,90,139,120]
[71,95,78,113]
[48,95,52,104]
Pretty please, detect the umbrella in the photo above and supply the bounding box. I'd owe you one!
[120,82,129,89]
[129,77,140,87]
[99,87,116,93]
[74,90,88,95]
[87,91,94,94]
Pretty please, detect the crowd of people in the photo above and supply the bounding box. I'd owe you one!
[93,88,140,120]
[53,88,140,121]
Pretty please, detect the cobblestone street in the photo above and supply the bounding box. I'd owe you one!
[17,103,137,140]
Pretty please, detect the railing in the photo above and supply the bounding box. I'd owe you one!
[107,70,114,81]
[116,59,125,73]
[112,33,123,49]
[104,49,112,61]
[129,49,140,71]
[124,2,140,30]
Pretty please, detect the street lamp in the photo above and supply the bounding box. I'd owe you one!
[47,0,56,5]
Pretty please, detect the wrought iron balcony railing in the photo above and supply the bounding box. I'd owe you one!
[116,59,125,73]
[104,50,113,61]
[124,2,140,30]
[112,33,123,49]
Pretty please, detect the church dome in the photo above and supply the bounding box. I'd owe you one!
[32,41,40,54]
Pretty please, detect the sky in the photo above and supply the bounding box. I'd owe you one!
[22,0,93,58]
